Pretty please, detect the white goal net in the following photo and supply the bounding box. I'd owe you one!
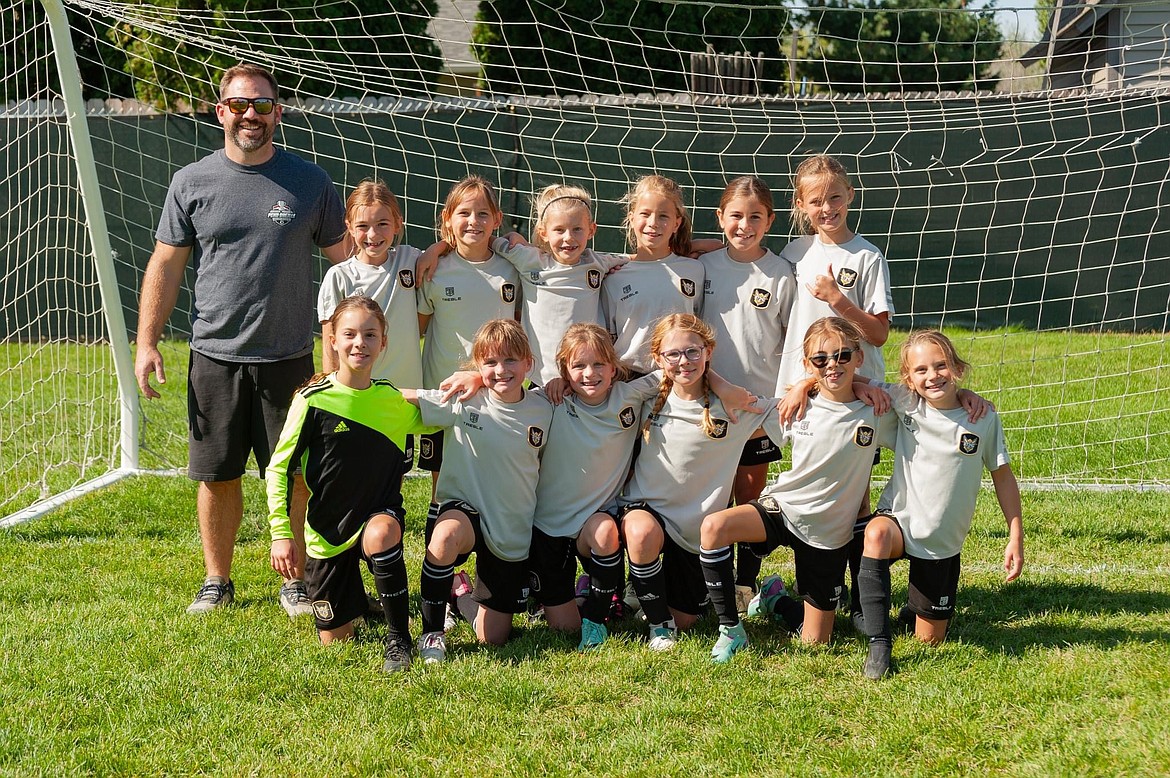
[2,0,1168,521]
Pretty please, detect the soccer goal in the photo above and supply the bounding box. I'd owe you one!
[3,0,1168,523]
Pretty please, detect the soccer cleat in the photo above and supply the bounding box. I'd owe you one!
[574,574,591,609]
[851,610,867,634]
[647,620,678,651]
[444,570,474,631]
[747,574,787,618]
[365,591,383,619]
[577,618,608,652]
[382,635,413,673]
[710,622,749,664]
[186,577,234,614]
[278,579,313,619]
[418,630,447,664]
[864,639,893,680]
[734,584,755,615]
[622,580,645,622]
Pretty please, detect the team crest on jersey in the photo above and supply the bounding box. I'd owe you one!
[469,411,480,424]
[619,406,636,429]
[501,283,516,303]
[836,267,859,289]
[267,200,296,226]
[707,419,729,439]
[528,426,546,448]
[312,600,334,621]
[529,271,541,283]
[420,437,433,459]
[623,284,632,295]
[959,433,980,455]
[679,278,696,298]
[750,288,771,308]
[854,425,875,447]
[445,286,455,298]
[398,269,415,289]
[587,269,602,289]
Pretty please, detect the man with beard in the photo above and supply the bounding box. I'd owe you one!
[134,63,348,617]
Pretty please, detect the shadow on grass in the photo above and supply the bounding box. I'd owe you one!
[927,580,1170,652]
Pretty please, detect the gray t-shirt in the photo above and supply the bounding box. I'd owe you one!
[317,248,423,388]
[417,388,553,562]
[534,373,662,537]
[493,238,628,384]
[156,148,346,362]
[602,256,706,373]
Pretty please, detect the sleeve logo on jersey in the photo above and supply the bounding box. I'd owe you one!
[959,433,980,455]
[836,267,859,289]
[312,600,334,622]
[679,278,696,298]
[619,406,637,429]
[707,419,729,439]
[420,437,433,459]
[854,425,875,447]
[750,288,772,308]
[267,200,296,226]
[398,269,415,289]
[587,269,602,289]
[501,283,517,303]
[528,426,546,448]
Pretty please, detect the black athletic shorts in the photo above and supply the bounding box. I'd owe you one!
[186,350,312,481]
[303,510,405,631]
[436,500,530,614]
[739,433,782,466]
[748,496,849,612]
[619,502,708,617]
[904,553,961,621]
[418,430,443,472]
[528,527,581,608]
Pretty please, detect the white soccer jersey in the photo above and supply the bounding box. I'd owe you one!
[534,373,662,537]
[602,256,706,373]
[493,238,628,384]
[700,247,797,396]
[760,391,901,550]
[317,247,423,387]
[877,398,1012,559]
[417,388,553,562]
[621,394,776,554]
[777,234,895,391]
[417,251,520,388]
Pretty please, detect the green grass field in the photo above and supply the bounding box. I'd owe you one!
[2,472,1169,774]
[2,329,1169,774]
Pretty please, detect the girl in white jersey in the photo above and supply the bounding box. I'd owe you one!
[416,176,520,534]
[401,319,553,662]
[318,180,425,487]
[492,185,629,384]
[699,317,897,662]
[856,330,1023,679]
[699,176,798,610]
[620,314,778,651]
[603,175,705,374]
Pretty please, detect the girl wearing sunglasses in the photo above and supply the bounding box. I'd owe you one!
[698,316,898,661]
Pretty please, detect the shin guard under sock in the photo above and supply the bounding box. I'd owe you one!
[699,545,738,627]
[627,557,670,626]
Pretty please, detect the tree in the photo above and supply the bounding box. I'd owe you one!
[472,0,793,96]
[106,0,443,111]
[800,0,1004,94]
[3,2,131,103]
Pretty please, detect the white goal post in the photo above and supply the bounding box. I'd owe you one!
[2,0,1168,523]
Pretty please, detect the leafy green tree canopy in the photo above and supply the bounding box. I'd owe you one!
[801,0,1004,94]
[473,0,793,96]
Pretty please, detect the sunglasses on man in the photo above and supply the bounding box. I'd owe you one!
[219,96,277,115]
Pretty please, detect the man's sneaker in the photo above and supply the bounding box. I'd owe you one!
[647,620,678,651]
[418,630,447,664]
[186,577,234,614]
[747,574,787,618]
[382,635,412,673]
[734,584,755,615]
[711,622,749,664]
[578,618,608,652]
[863,639,893,680]
[279,579,313,619]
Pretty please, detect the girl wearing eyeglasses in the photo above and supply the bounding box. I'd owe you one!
[617,314,785,652]
[698,316,898,662]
